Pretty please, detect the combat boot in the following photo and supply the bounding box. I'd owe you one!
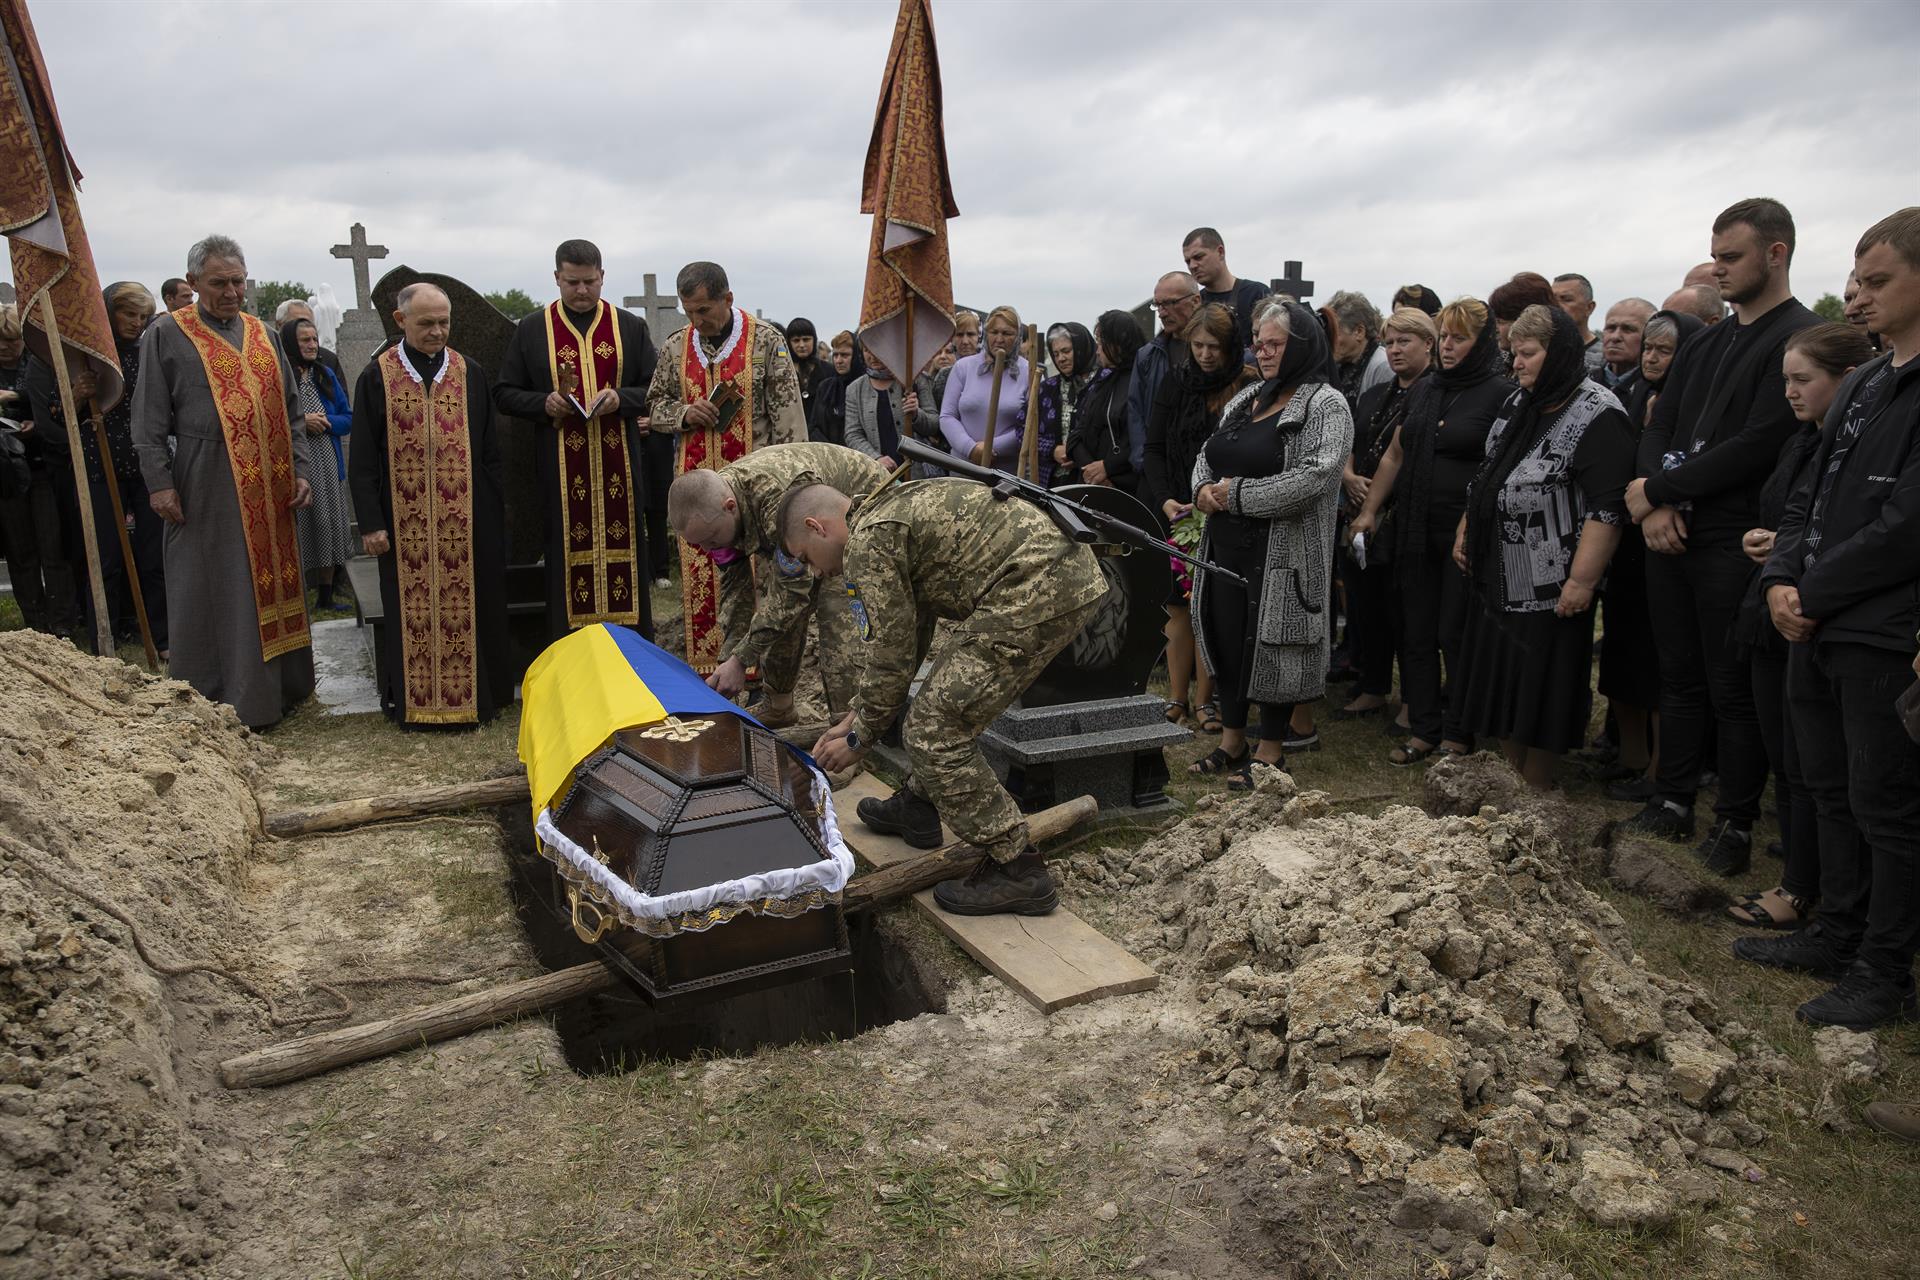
[856,788,943,849]
[1865,1098,1920,1143]
[932,851,1058,917]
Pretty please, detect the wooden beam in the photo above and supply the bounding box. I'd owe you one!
[218,960,621,1089]
[840,795,1096,911]
[265,773,527,837]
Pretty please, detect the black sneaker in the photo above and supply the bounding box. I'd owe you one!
[1620,799,1695,842]
[1796,968,1920,1031]
[1280,729,1321,752]
[1696,820,1752,876]
[1731,923,1855,981]
[1605,776,1656,803]
[932,852,1058,917]
[856,788,943,849]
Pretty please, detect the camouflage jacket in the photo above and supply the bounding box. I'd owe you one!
[716,443,888,669]
[844,478,1106,742]
[645,314,807,448]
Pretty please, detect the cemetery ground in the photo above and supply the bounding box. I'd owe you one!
[3,588,1918,1280]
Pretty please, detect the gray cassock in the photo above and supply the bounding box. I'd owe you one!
[131,308,315,728]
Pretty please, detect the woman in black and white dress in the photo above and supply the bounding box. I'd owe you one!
[282,317,355,612]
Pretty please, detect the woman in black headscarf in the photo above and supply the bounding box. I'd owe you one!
[786,317,830,426]
[282,315,355,611]
[1348,297,1514,764]
[1452,304,1635,789]
[808,329,866,447]
[1187,300,1353,784]
[1035,321,1094,489]
[1063,311,1146,494]
[1594,307,1707,798]
[85,284,169,649]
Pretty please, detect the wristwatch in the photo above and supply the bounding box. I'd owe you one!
[845,728,862,752]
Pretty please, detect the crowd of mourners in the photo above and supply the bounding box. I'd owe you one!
[3,200,1919,1051]
[792,203,1920,1040]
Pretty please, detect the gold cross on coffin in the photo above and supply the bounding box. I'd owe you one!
[636,716,712,743]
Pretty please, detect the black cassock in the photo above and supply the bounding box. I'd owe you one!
[493,304,657,644]
[349,343,513,727]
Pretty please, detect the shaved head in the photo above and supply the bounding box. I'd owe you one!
[666,467,732,531]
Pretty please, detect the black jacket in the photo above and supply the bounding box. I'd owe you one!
[1638,297,1819,546]
[1763,351,1920,653]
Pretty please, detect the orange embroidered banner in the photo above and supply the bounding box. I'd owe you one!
[379,347,478,724]
[675,310,757,674]
[543,300,639,628]
[172,307,309,662]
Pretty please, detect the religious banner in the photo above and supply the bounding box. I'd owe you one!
[542,299,641,629]
[675,309,758,674]
[0,0,121,410]
[378,345,478,724]
[172,307,310,662]
[857,0,959,387]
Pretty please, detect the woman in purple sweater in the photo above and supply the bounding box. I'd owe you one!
[940,305,1029,468]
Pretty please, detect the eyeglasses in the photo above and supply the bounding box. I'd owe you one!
[1252,340,1287,354]
[1151,297,1197,313]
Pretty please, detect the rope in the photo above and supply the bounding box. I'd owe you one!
[0,832,513,1029]
[0,648,127,717]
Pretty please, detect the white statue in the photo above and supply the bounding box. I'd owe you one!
[308,283,344,349]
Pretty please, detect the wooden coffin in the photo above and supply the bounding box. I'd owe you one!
[542,713,851,1003]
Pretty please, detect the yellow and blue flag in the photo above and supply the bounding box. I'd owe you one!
[517,624,770,818]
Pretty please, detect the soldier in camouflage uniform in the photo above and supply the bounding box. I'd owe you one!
[780,477,1106,916]
[668,443,887,726]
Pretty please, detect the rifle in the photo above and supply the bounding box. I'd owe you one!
[895,437,1247,588]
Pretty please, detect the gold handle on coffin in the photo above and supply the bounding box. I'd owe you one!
[567,885,617,945]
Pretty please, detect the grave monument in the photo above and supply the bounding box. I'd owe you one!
[329,222,389,385]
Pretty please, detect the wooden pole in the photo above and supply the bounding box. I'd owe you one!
[35,294,112,657]
[220,795,1100,1088]
[1017,324,1043,482]
[981,349,1006,469]
[265,773,528,837]
[86,396,157,670]
[218,959,622,1089]
[902,295,916,479]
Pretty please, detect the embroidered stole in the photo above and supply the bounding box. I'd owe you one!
[171,307,310,662]
[379,347,479,724]
[675,311,758,673]
[544,300,640,628]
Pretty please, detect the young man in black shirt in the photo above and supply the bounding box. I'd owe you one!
[1740,207,1920,1031]
[1182,227,1270,363]
[1621,198,1819,868]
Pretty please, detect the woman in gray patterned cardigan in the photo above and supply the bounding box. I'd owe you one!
[1188,300,1354,784]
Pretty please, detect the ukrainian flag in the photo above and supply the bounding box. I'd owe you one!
[517,624,770,817]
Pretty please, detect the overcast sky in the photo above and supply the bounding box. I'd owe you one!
[24,0,1917,334]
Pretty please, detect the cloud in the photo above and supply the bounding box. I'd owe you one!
[25,0,1916,335]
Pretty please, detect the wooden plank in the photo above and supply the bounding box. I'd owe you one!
[834,772,1158,1013]
[910,889,1159,1013]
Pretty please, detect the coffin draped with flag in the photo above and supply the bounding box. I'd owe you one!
[518,624,855,1001]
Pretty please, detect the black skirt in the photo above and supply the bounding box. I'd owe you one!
[1456,591,1598,754]
[1596,525,1660,706]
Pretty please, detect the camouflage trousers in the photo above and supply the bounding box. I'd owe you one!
[757,566,858,714]
[903,598,1100,863]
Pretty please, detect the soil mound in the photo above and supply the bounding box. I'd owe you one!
[1107,766,1780,1271]
[0,632,269,1278]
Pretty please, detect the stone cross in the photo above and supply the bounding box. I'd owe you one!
[0,281,14,305]
[622,272,685,341]
[330,222,389,310]
[1270,260,1315,302]
[244,278,259,315]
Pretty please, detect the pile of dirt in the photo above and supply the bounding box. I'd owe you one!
[1075,764,1783,1274]
[0,631,271,1278]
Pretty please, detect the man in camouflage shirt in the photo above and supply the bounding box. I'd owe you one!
[668,443,886,727]
[780,477,1106,916]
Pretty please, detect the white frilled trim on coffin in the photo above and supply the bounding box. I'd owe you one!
[534,770,856,939]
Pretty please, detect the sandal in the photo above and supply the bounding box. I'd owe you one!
[1164,700,1190,726]
[1196,702,1224,734]
[1188,745,1250,777]
[1389,741,1436,767]
[1727,887,1812,931]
